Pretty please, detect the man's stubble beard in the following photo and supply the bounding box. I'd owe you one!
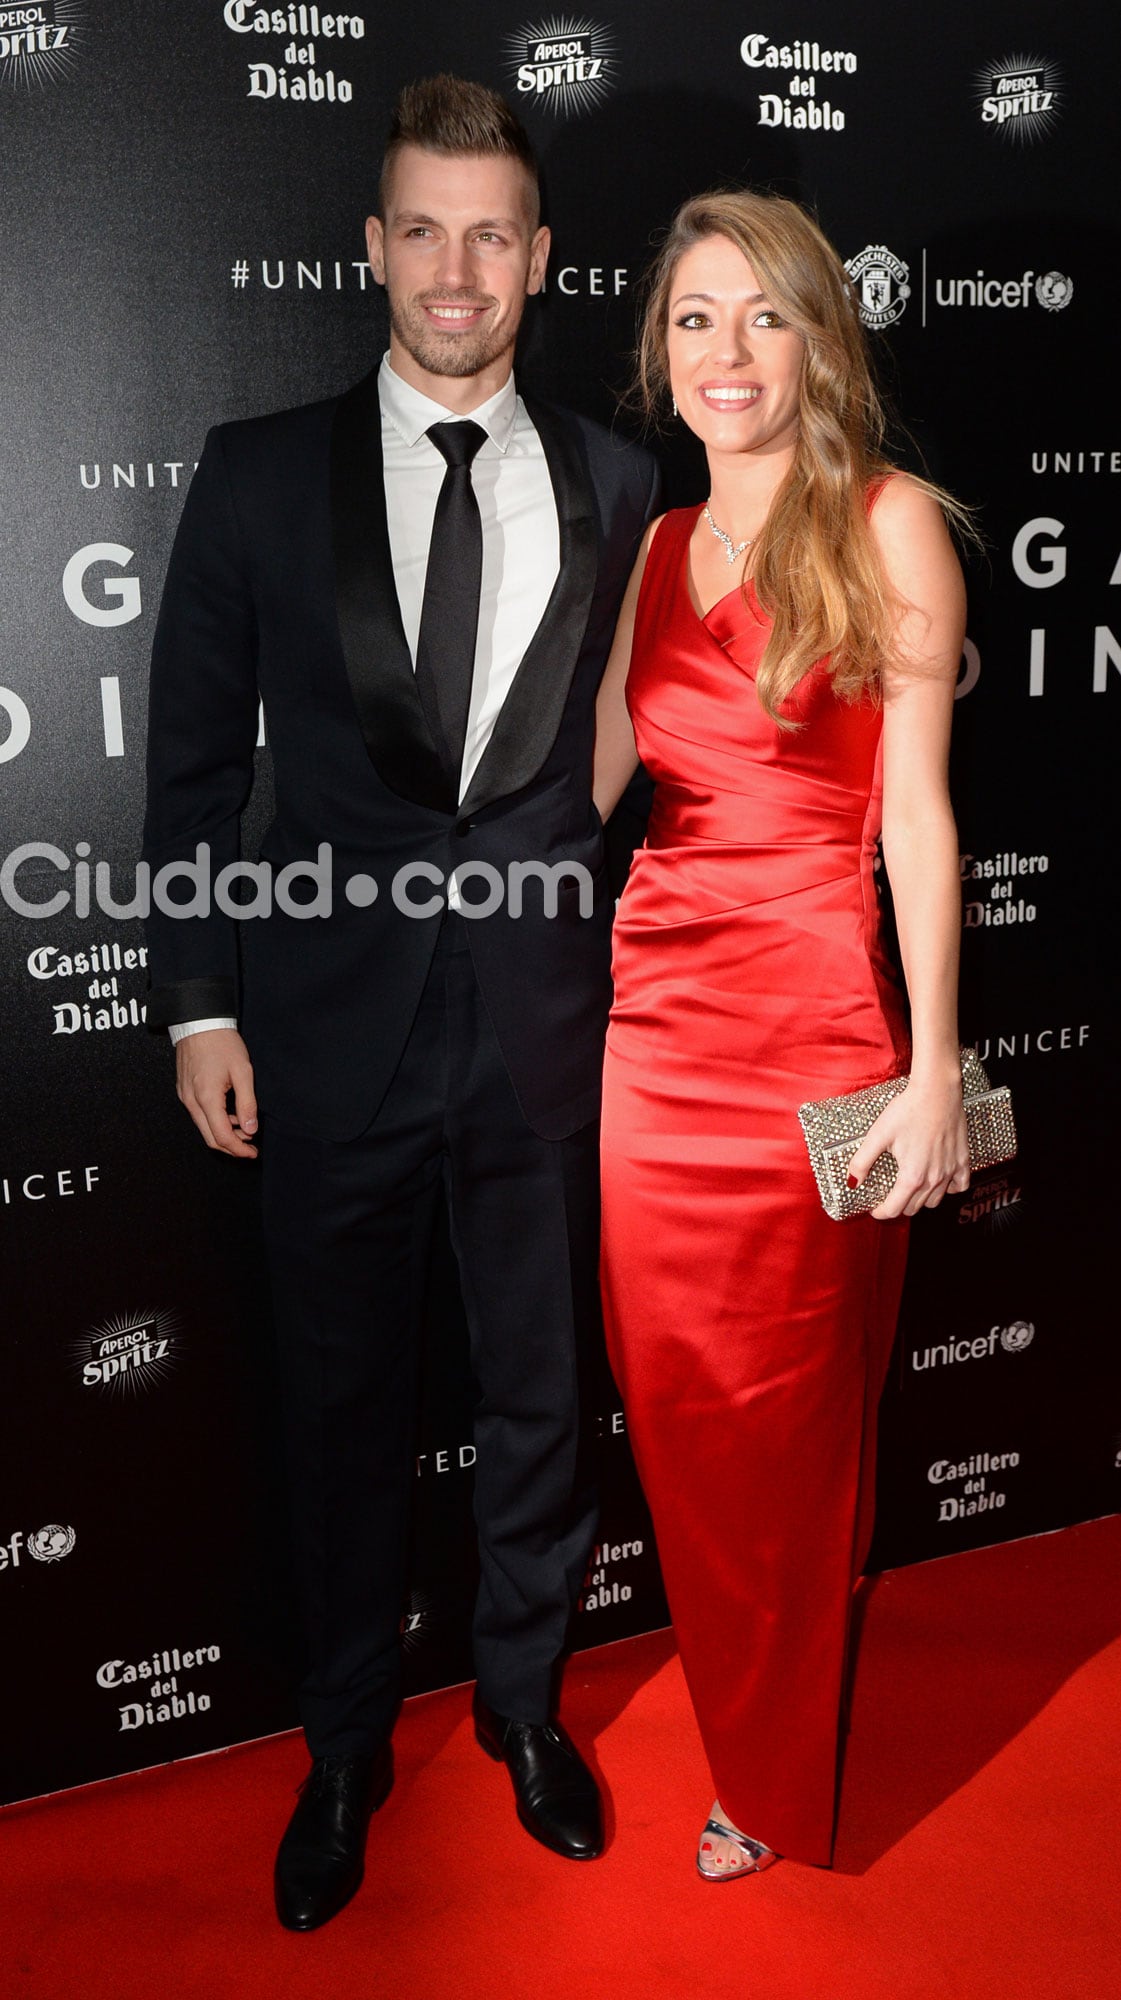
[388,292,519,382]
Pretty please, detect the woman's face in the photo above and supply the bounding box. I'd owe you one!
[665,234,804,462]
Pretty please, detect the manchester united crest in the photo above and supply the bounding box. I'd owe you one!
[845,244,911,329]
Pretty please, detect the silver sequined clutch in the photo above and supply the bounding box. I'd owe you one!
[798,1047,1017,1222]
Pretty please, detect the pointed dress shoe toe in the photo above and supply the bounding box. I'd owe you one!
[473,1694,603,1860]
[274,1745,393,1930]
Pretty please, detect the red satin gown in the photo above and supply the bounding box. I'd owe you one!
[600,503,911,1866]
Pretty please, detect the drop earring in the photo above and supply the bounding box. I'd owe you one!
[672,395,678,418]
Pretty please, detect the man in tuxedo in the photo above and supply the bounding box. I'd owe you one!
[143,75,658,1929]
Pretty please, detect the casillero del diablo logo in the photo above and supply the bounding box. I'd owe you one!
[222,3,366,105]
[506,16,616,116]
[740,30,856,132]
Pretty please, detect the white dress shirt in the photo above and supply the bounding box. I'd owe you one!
[170,354,560,1043]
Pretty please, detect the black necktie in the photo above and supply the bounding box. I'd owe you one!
[414,419,487,791]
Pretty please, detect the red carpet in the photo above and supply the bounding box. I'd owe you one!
[4,1516,1119,2000]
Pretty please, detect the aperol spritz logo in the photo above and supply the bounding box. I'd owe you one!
[976,55,1063,143]
[401,1588,438,1652]
[71,1307,180,1396]
[506,15,617,117]
[0,0,85,88]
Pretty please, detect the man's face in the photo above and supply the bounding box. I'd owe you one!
[367,145,549,401]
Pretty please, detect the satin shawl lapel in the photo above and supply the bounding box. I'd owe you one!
[459,395,598,819]
[330,369,456,813]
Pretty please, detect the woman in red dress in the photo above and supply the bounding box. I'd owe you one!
[595,192,970,1879]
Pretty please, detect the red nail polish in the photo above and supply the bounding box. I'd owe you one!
[846,1174,859,1189]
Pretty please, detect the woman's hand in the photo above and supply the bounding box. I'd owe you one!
[847,1070,970,1220]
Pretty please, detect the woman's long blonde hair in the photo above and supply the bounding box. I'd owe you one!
[636,189,969,725]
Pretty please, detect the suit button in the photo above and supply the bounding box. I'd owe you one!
[456,821,474,837]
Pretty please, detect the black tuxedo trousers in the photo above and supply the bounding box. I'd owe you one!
[262,913,600,1751]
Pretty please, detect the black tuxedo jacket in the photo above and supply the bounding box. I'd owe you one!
[143,368,659,1142]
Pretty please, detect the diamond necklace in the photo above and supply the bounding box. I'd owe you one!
[702,504,756,566]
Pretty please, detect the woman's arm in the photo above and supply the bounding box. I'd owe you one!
[848,477,971,1219]
[593,517,662,821]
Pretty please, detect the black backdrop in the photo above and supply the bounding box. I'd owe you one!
[1,1,1118,1806]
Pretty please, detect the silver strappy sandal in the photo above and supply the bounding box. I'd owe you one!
[696,1814,778,1882]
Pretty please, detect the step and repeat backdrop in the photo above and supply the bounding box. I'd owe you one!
[1,1,1117,1805]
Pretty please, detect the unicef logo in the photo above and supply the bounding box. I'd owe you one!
[845,245,911,330]
[27,1523,76,1562]
[999,1321,1035,1354]
[1035,271,1073,312]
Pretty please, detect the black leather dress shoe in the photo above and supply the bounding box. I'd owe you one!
[274,1745,393,1931]
[473,1694,603,1860]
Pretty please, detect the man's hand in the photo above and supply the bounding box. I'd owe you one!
[175,1028,259,1158]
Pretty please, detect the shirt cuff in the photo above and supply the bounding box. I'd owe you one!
[168,1018,238,1044]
